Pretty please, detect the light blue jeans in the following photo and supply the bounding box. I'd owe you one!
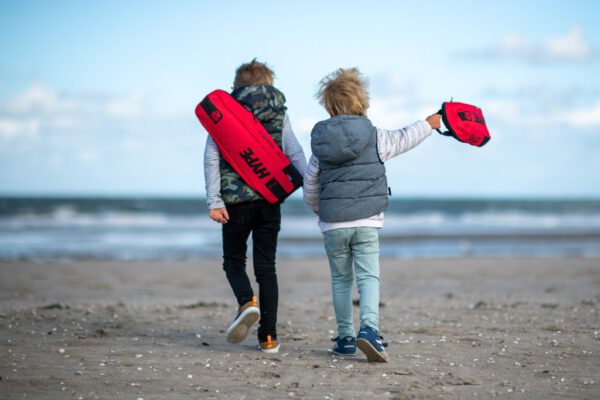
[323,227,380,338]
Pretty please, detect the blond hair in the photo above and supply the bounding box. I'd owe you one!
[317,68,369,117]
[233,58,275,88]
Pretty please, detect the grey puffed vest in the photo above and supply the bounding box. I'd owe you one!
[311,115,388,222]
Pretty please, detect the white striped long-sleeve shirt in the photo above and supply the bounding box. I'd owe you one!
[204,114,307,209]
[303,120,432,232]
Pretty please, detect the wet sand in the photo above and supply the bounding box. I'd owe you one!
[1,258,599,399]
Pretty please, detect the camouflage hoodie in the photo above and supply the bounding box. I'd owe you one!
[220,84,287,204]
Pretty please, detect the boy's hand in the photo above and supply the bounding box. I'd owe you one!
[209,207,229,224]
[426,113,442,130]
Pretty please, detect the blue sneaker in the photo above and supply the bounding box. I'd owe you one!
[331,336,356,355]
[356,325,389,362]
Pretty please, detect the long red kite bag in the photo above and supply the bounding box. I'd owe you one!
[437,101,491,147]
[195,90,303,204]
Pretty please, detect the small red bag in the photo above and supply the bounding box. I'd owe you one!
[437,101,490,147]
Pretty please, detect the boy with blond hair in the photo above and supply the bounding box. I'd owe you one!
[204,59,306,352]
[303,68,440,362]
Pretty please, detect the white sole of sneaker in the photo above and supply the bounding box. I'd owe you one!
[356,338,389,363]
[226,306,260,344]
[331,349,357,356]
[258,344,280,354]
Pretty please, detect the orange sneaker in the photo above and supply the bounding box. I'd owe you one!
[225,296,260,343]
[258,335,280,353]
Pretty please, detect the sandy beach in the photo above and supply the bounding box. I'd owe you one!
[1,257,599,399]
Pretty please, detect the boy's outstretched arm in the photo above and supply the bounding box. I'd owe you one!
[204,136,229,224]
[377,114,440,162]
[282,114,307,178]
[302,155,320,215]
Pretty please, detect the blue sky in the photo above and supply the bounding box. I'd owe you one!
[1,0,599,197]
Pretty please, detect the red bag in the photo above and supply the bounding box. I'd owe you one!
[437,101,490,147]
[195,90,302,204]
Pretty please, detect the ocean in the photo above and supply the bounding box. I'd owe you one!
[1,197,599,261]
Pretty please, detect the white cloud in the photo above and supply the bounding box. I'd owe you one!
[4,84,81,114]
[544,27,594,61]
[474,26,596,63]
[0,84,153,138]
[48,115,77,129]
[474,81,600,133]
[106,94,143,119]
[0,117,40,138]
[485,97,600,131]
[367,73,440,128]
[563,102,600,128]
[369,97,415,128]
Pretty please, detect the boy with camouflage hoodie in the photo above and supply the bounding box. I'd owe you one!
[204,59,306,353]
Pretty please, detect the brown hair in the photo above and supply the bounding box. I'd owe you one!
[233,58,275,88]
[316,68,369,117]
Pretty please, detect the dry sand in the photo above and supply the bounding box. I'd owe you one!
[0,258,599,399]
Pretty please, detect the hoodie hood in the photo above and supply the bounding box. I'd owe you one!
[311,116,374,164]
[231,84,287,124]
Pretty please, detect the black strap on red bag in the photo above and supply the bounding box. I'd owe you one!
[436,101,490,147]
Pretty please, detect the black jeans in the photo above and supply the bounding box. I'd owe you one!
[222,201,281,341]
